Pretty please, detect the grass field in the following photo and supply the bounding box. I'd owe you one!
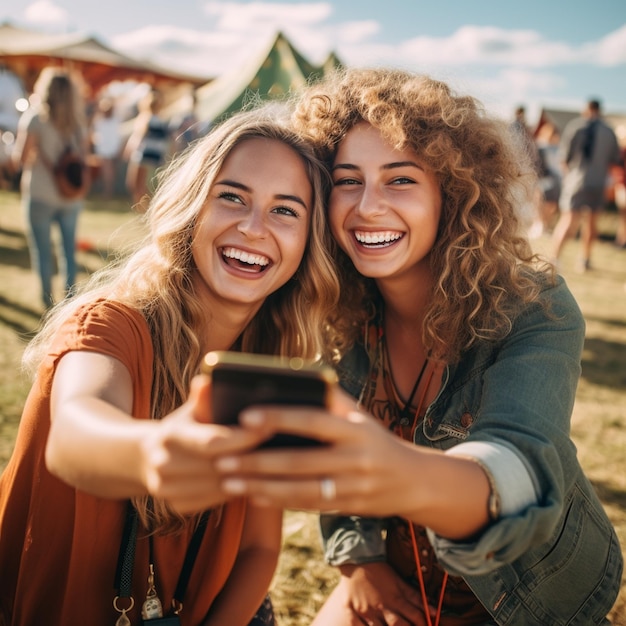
[0,189,624,624]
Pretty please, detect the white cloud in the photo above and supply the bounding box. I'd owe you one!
[202,1,332,30]
[23,0,69,27]
[389,26,578,68]
[332,20,380,44]
[586,24,626,66]
[112,25,270,77]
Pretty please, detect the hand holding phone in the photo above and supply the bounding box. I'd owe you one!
[202,351,338,448]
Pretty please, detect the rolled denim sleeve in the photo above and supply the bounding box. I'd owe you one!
[320,515,388,566]
[446,440,540,517]
[427,440,541,576]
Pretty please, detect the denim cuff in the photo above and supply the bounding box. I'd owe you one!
[445,440,539,517]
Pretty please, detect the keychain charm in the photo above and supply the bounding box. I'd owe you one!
[141,563,164,620]
[114,596,134,626]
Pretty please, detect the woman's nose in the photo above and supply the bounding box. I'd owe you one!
[355,184,386,218]
[237,208,268,239]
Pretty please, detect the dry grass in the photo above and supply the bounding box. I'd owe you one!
[0,190,624,624]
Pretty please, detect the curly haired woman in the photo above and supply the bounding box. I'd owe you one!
[213,68,623,625]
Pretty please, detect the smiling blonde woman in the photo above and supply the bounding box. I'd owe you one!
[0,102,341,626]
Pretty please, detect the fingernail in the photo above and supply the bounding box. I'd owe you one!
[222,479,246,494]
[215,456,238,471]
[240,410,263,426]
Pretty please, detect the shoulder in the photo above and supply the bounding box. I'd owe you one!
[54,299,153,365]
[539,273,581,311]
[20,109,41,132]
[511,272,585,340]
[598,120,619,141]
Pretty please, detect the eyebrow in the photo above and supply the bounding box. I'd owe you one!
[215,179,309,210]
[332,161,424,172]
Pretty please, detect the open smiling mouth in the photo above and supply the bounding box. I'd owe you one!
[221,247,271,273]
[354,230,404,248]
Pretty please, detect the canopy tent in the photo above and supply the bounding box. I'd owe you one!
[537,106,626,139]
[0,22,209,96]
[195,31,342,125]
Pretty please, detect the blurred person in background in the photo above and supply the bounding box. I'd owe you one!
[531,120,562,238]
[550,99,621,272]
[124,87,171,209]
[91,95,123,198]
[12,67,89,309]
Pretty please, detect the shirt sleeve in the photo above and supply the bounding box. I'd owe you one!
[43,300,154,418]
[320,515,388,566]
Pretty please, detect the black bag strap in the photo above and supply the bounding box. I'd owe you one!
[169,512,209,605]
[114,501,210,611]
[115,500,139,599]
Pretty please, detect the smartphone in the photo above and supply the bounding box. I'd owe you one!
[201,351,338,448]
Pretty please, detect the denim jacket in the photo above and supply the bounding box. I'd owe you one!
[321,275,623,625]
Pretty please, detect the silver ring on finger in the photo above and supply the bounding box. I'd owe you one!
[320,477,336,502]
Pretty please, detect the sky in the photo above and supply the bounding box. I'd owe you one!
[2,0,626,124]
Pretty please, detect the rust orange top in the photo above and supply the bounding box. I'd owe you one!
[0,300,247,626]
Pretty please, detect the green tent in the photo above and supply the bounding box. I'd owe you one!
[195,31,341,124]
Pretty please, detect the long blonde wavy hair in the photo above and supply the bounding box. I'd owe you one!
[293,67,553,363]
[23,103,340,529]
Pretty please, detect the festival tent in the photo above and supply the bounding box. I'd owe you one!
[194,31,341,125]
[0,22,209,96]
[538,106,626,137]
[320,51,343,75]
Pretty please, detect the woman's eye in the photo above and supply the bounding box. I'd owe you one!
[218,191,244,204]
[390,176,415,185]
[272,206,300,218]
[333,177,361,186]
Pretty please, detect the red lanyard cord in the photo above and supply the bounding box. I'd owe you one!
[409,523,449,626]
[407,364,448,626]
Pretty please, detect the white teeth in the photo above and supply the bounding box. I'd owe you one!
[222,247,269,266]
[355,231,403,244]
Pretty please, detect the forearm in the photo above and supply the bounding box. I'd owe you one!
[321,449,492,568]
[201,545,279,626]
[404,447,492,539]
[46,395,152,498]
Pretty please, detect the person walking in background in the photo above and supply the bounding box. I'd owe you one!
[550,98,621,272]
[0,104,341,626]
[213,68,623,625]
[124,87,171,209]
[532,120,562,237]
[12,67,89,310]
[91,95,123,198]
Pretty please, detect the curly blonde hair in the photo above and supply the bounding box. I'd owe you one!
[23,103,340,530]
[293,67,553,362]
